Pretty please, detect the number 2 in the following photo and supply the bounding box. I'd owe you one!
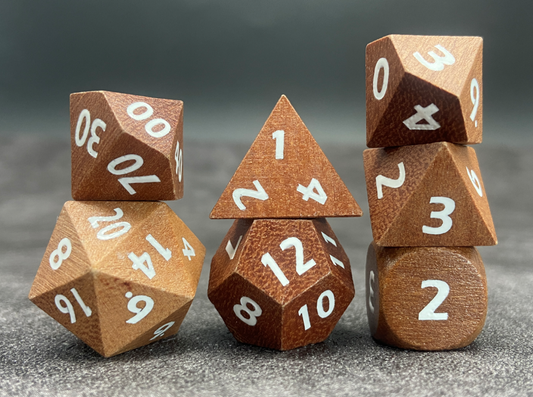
[418,280,449,321]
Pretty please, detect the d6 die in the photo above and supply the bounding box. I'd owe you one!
[208,218,355,350]
[366,35,483,147]
[29,201,205,357]
[366,242,487,350]
[71,90,184,201]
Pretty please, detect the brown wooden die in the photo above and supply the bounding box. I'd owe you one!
[209,95,362,219]
[208,218,354,350]
[363,142,497,247]
[366,242,488,351]
[71,90,184,201]
[28,201,205,357]
[366,35,483,148]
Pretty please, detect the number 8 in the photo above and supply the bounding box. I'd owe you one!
[234,296,262,326]
[49,238,72,270]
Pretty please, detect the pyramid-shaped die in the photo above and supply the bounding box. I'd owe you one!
[71,91,184,200]
[208,218,355,350]
[28,201,205,357]
[366,35,483,147]
[210,95,362,219]
[363,142,497,246]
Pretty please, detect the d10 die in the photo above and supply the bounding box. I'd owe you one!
[28,201,205,357]
[366,242,487,351]
[71,90,184,201]
[208,218,354,350]
[366,35,483,147]
[363,142,497,247]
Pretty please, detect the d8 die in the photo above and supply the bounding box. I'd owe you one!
[366,242,487,350]
[363,142,497,246]
[71,90,184,201]
[208,218,354,350]
[366,35,483,147]
[28,201,205,357]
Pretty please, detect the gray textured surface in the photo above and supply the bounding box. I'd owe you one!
[0,136,532,396]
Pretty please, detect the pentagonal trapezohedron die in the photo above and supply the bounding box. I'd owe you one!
[363,142,497,246]
[70,91,184,201]
[209,95,362,219]
[366,242,488,350]
[28,201,205,357]
[208,218,355,350]
[366,35,483,147]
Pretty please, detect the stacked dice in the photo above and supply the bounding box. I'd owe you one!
[363,35,497,350]
[208,95,362,350]
[28,91,205,357]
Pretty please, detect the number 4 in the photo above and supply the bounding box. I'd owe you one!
[182,237,195,260]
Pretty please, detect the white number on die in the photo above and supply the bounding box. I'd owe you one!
[150,321,176,340]
[297,178,327,205]
[368,270,376,314]
[127,102,171,138]
[466,167,483,197]
[182,237,195,260]
[49,238,72,270]
[88,208,131,240]
[298,290,335,331]
[373,57,389,100]
[413,44,455,71]
[470,78,480,127]
[75,109,106,158]
[418,280,449,321]
[233,180,269,210]
[174,140,183,182]
[54,287,92,324]
[403,104,441,130]
[272,130,285,160]
[125,292,154,324]
[226,235,243,260]
[422,197,455,235]
[234,296,262,326]
[107,154,161,195]
[376,162,406,199]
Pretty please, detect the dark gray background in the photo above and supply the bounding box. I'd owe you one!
[1,1,533,396]
[0,0,532,144]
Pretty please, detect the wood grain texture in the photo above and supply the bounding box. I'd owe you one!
[363,142,497,246]
[208,218,355,350]
[70,91,184,201]
[365,242,487,351]
[209,95,362,219]
[366,35,483,148]
[28,201,205,357]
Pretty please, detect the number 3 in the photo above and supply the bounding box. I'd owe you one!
[422,197,455,235]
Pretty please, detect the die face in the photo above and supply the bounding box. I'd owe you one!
[208,218,355,350]
[71,91,184,201]
[29,201,205,357]
[364,142,497,246]
[366,35,483,147]
[366,243,488,351]
[210,95,362,219]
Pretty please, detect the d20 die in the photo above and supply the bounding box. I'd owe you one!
[208,218,354,350]
[363,142,497,246]
[366,242,488,351]
[28,201,205,357]
[71,90,184,201]
[366,35,483,147]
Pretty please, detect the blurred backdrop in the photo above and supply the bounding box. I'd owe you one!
[0,0,532,145]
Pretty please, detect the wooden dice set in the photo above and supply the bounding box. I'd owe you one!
[208,95,363,350]
[363,35,497,350]
[28,91,205,357]
[28,34,497,356]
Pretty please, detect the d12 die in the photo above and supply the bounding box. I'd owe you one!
[208,218,354,350]
[209,95,362,219]
[366,35,483,147]
[366,242,488,350]
[363,142,497,246]
[28,201,205,357]
[71,90,184,201]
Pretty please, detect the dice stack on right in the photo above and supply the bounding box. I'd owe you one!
[363,35,497,350]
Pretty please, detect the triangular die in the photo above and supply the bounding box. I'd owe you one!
[378,143,496,246]
[29,203,92,299]
[210,95,362,219]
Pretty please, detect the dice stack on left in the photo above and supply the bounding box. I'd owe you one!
[28,91,205,357]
